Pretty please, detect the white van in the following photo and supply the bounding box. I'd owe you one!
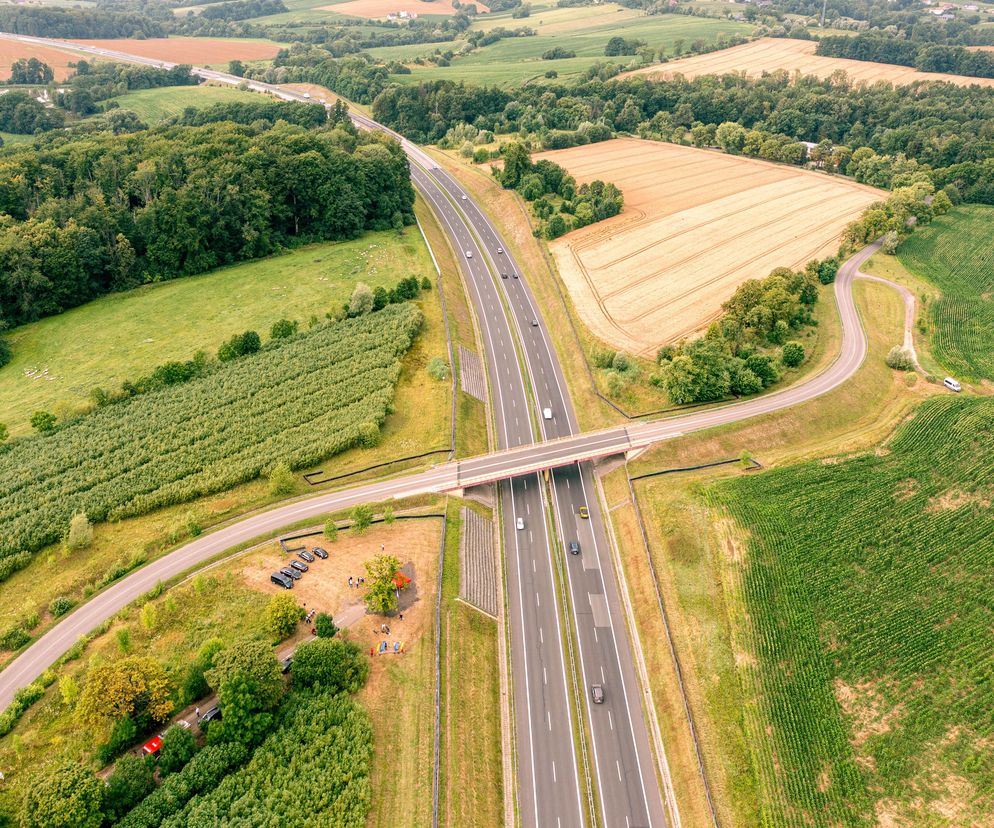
[465,250,473,259]
[943,377,962,392]
[543,407,552,420]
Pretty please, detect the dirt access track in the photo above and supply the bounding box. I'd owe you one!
[538,137,883,356]
[322,0,488,18]
[74,37,283,64]
[623,37,994,89]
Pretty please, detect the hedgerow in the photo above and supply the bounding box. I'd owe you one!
[0,304,422,564]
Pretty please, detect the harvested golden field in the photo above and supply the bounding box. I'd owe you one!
[0,38,81,81]
[539,138,883,355]
[322,0,488,17]
[75,37,282,64]
[624,37,994,88]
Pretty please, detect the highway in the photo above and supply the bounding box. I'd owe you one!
[0,32,879,827]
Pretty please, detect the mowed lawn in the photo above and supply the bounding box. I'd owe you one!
[709,397,994,826]
[378,9,751,85]
[106,84,266,122]
[0,228,433,435]
[896,204,994,382]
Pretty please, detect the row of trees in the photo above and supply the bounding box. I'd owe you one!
[0,119,414,329]
[58,61,201,116]
[0,6,166,38]
[816,33,994,79]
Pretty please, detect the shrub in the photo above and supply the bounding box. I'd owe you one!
[265,593,304,641]
[217,330,261,362]
[611,351,632,372]
[357,421,379,448]
[0,423,7,444]
[67,511,93,550]
[324,521,338,542]
[348,282,374,316]
[781,341,805,368]
[351,504,373,534]
[292,639,369,693]
[268,462,295,497]
[49,595,75,618]
[314,612,338,638]
[0,624,31,651]
[427,356,449,380]
[103,754,155,823]
[30,410,57,433]
[886,346,915,371]
[270,318,298,339]
[158,724,198,777]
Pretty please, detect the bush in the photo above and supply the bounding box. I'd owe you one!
[0,624,31,651]
[314,612,338,638]
[427,356,449,381]
[351,504,373,534]
[611,351,632,372]
[781,341,805,368]
[270,318,298,339]
[67,511,93,550]
[48,595,75,618]
[0,337,10,368]
[324,521,338,542]
[103,754,155,823]
[886,346,915,371]
[348,282,374,316]
[30,410,57,433]
[291,639,369,693]
[265,593,304,641]
[158,724,198,777]
[217,330,261,362]
[268,462,295,497]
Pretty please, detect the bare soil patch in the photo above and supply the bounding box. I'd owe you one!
[623,38,994,88]
[537,137,882,355]
[322,0,488,18]
[0,40,81,81]
[926,488,992,512]
[75,37,282,64]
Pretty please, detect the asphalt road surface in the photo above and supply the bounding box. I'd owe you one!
[0,33,880,827]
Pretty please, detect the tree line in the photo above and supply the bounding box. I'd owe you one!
[0,119,414,328]
[58,61,201,116]
[817,33,994,79]
[0,6,166,38]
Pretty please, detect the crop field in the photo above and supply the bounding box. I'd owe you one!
[74,37,283,64]
[0,229,432,436]
[105,83,264,122]
[536,137,882,355]
[708,397,994,826]
[381,9,749,86]
[896,204,994,382]
[0,39,80,81]
[623,37,994,88]
[0,303,422,561]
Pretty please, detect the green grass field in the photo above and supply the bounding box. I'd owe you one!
[896,204,994,382]
[0,228,432,435]
[708,396,994,826]
[106,84,267,122]
[374,5,750,85]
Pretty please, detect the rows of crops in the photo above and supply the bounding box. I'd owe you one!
[709,397,994,826]
[897,204,994,381]
[0,304,423,560]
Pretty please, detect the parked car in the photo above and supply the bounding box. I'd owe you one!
[200,706,222,724]
[298,550,315,562]
[271,572,294,589]
[568,541,580,556]
[944,377,962,392]
[591,684,605,704]
[280,567,301,581]
[516,517,524,530]
[280,656,293,674]
[290,560,309,573]
[312,547,328,560]
[578,506,589,519]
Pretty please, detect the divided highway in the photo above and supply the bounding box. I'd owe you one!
[0,32,881,827]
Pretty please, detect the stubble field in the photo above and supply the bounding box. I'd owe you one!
[321,0,487,17]
[75,36,283,63]
[0,39,80,80]
[623,37,994,88]
[538,137,882,355]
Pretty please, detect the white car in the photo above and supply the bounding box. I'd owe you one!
[461,194,468,200]
[543,407,552,420]
[302,92,311,99]
[943,377,962,392]
[465,250,473,259]
[497,247,504,254]
[516,517,524,530]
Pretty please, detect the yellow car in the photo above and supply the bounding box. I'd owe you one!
[578,506,589,519]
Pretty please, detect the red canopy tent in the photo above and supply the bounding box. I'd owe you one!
[392,571,411,590]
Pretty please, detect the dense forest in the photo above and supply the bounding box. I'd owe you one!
[0,6,165,38]
[371,73,994,202]
[0,120,415,328]
[817,33,994,78]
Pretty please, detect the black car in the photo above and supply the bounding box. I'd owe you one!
[200,706,222,724]
[501,272,508,279]
[280,656,293,674]
[298,550,315,563]
[512,272,519,279]
[290,560,309,573]
[280,566,301,581]
[312,547,328,560]
[271,572,294,589]
[568,541,580,556]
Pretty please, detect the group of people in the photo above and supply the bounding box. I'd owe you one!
[347,576,364,588]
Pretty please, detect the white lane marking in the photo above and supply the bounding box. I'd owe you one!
[566,478,570,490]
[539,628,544,644]
[536,592,540,608]
[601,666,606,683]
[552,761,557,783]
[617,760,622,781]
[543,667,548,685]
[547,711,552,731]
[532,559,536,573]
[609,710,614,731]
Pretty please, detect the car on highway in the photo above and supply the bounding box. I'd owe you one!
[298,550,315,562]
[591,684,605,704]
[501,272,508,279]
[578,506,589,519]
[312,547,328,559]
[461,194,467,200]
[289,560,309,573]
[271,572,294,589]
[280,567,301,581]
[465,250,473,258]
[516,517,524,530]
[568,541,580,555]
[944,377,962,392]
[512,272,519,279]
[532,319,539,327]
[543,407,552,420]
[497,247,503,254]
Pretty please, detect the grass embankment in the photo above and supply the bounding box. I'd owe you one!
[600,280,939,826]
[376,7,751,86]
[0,205,470,658]
[438,501,503,828]
[105,84,264,122]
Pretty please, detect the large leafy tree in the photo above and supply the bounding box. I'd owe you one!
[363,554,402,615]
[292,639,369,693]
[75,655,173,730]
[206,639,285,745]
[21,761,103,828]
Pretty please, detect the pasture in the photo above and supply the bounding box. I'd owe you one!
[105,83,264,121]
[708,396,994,825]
[896,204,994,382]
[537,137,881,355]
[0,229,432,435]
[623,37,994,88]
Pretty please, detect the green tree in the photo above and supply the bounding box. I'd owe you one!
[265,593,304,641]
[315,612,338,638]
[292,638,369,693]
[349,282,374,316]
[269,461,295,496]
[716,121,747,154]
[67,511,93,550]
[102,754,155,822]
[781,341,805,367]
[501,142,532,189]
[206,639,284,712]
[351,504,373,534]
[228,59,245,77]
[0,337,10,368]
[206,673,275,747]
[324,521,339,542]
[364,553,402,615]
[30,410,56,433]
[270,318,298,339]
[76,656,173,730]
[21,760,102,828]
[158,724,198,777]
